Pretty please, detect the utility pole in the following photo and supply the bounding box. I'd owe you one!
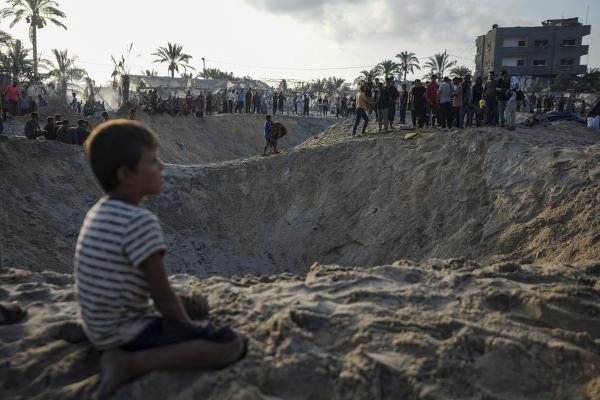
[202,57,206,79]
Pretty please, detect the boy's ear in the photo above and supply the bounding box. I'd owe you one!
[116,165,136,187]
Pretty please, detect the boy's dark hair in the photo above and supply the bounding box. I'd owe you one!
[47,117,54,122]
[266,115,271,120]
[85,120,159,192]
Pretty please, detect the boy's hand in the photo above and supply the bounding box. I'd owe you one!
[141,252,189,321]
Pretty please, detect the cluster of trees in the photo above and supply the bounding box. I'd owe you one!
[354,50,473,85]
[3,0,600,107]
[0,0,85,103]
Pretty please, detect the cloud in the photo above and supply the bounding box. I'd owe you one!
[244,0,527,46]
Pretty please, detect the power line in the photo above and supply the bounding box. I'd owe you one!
[203,58,377,71]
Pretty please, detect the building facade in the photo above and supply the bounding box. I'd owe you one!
[475,18,591,87]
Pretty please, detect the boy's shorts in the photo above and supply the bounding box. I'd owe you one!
[121,317,238,352]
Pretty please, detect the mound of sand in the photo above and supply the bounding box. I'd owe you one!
[2,117,599,276]
[2,259,600,399]
[2,112,338,164]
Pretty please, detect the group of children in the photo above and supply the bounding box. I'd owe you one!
[23,111,111,144]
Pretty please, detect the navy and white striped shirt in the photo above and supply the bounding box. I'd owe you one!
[74,197,166,350]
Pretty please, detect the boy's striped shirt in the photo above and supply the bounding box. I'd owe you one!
[74,197,165,350]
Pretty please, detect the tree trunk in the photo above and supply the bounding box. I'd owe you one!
[61,80,67,105]
[171,68,174,78]
[31,18,38,79]
[122,75,130,103]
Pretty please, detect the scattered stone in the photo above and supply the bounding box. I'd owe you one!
[0,301,27,325]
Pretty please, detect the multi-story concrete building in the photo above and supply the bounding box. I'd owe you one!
[475,18,591,87]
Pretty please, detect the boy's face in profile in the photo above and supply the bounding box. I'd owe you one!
[133,148,164,195]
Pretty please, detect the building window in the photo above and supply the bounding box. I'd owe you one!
[502,57,525,67]
[560,58,575,66]
[503,38,527,47]
[533,59,547,66]
[561,39,577,46]
[534,40,549,48]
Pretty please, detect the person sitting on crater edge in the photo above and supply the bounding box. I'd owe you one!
[76,120,246,397]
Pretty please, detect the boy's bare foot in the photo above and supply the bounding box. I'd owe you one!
[99,349,132,398]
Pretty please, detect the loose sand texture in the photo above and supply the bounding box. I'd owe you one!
[1,117,599,276]
[2,259,600,399]
[1,114,600,399]
[2,112,337,164]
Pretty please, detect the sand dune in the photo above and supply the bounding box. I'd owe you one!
[2,258,600,399]
[2,117,599,275]
[2,114,600,399]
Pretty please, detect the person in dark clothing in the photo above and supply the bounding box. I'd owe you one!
[399,84,408,124]
[43,117,57,140]
[461,75,473,128]
[245,90,252,113]
[272,93,278,115]
[496,72,511,126]
[303,94,310,116]
[76,119,90,145]
[387,78,399,128]
[410,80,427,128]
[471,77,484,127]
[24,112,44,139]
[376,82,391,132]
[278,94,284,114]
[205,92,212,115]
[483,71,498,125]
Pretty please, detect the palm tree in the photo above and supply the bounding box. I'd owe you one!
[0,0,67,78]
[110,43,134,105]
[203,67,235,81]
[42,48,86,103]
[0,30,12,45]
[83,76,97,101]
[353,66,382,86]
[152,43,194,78]
[325,76,347,92]
[396,51,420,82]
[142,69,158,76]
[424,50,457,79]
[310,78,326,94]
[1,39,35,82]
[378,59,400,79]
[449,65,472,79]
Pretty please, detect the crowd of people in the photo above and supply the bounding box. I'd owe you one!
[132,87,362,119]
[22,110,110,144]
[1,72,592,139]
[351,70,539,135]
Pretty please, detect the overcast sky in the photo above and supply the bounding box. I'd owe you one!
[1,0,598,86]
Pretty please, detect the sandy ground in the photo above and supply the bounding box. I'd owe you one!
[2,113,600,399]
[2,116,600,275]
[2,111,337,164]
[2,259,600,399]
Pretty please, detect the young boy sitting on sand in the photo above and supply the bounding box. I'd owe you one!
[75,120,246,397]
